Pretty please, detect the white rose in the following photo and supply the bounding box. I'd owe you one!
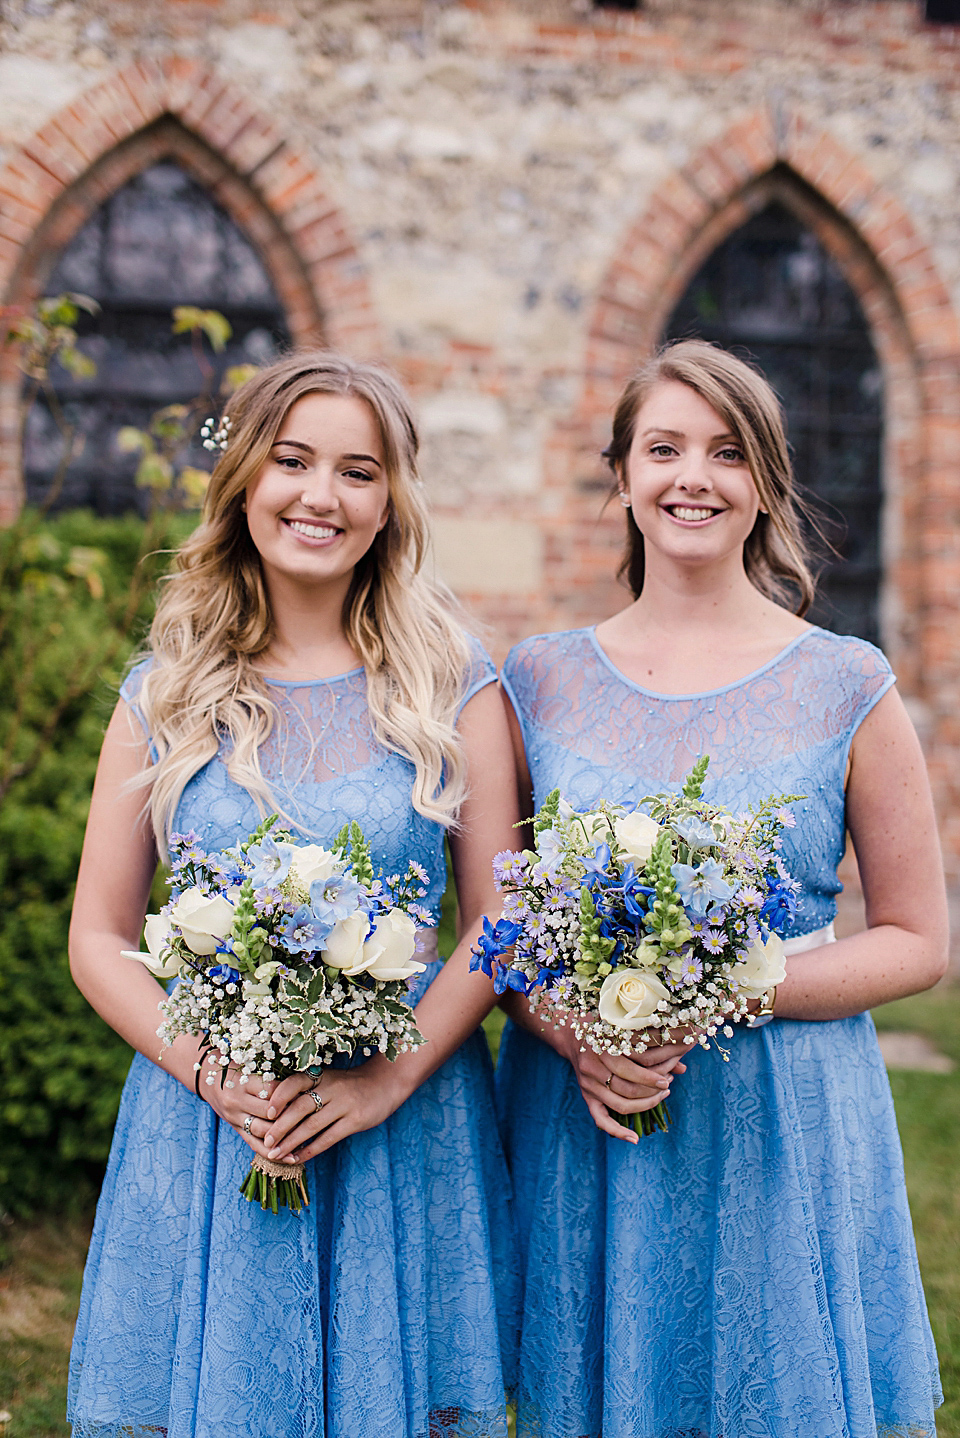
[362,910,427,982]
[322,911,370,975]
[729,934,787,999]
[121,912,181,979]
[597,967,671,1029]
[168,887,235,956]
[613,810,660,865]
[288,843,339,889]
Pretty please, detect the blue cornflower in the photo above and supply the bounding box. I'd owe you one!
[247,835,293,890]
[671,858,738,916]
[470,915,522,981]
[760,874,798,933]
[209,963,241,984]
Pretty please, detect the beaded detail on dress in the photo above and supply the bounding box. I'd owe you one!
[497,626,939,1438]
[502,626,895,938]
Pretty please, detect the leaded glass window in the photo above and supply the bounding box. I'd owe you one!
[26,162,290,513]
[664,202,883,645]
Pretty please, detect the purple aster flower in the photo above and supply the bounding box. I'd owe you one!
[493,849,530,886]
[702,929,728,954]
[678,952,704,983]
[776,807,797,829]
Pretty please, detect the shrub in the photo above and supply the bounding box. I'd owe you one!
[0,510,191,1214]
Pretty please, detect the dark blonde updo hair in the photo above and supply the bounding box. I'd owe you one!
[603,339,816,614]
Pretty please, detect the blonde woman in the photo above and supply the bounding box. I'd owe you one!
[498,340,945,1437]
[68,353,519,1438]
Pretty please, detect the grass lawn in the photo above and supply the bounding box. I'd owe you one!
[1,991,957,1437]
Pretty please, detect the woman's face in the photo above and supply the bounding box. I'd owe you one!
[622,379,761,571]
[245,391,390,596]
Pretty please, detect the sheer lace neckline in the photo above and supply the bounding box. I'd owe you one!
[260,666,364,687]
[588,624,818,701]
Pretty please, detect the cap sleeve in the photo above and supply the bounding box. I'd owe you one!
[833,635,896,767]
[119,657,156,757]
[455,633,498,719]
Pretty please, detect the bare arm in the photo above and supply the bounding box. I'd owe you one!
[262,680,522,1160]
[69,701,283,1154]
[773,685,949,1018]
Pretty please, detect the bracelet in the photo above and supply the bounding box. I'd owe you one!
[746,985,777,1028]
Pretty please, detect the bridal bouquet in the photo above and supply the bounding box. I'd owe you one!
[125,816,431,1212]
[471,757,800,1135]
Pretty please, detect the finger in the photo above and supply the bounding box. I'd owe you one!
[294,1114,358,1160]
[265,1074,316,1121]
[265,1092,341,1156]
[237,1072,279,1101]
[583,1095,638,1144]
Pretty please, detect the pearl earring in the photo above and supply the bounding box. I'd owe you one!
[619,492,631,508]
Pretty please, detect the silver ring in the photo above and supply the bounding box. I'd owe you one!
[242,1114,253,1134]
[310,1090,325,1112]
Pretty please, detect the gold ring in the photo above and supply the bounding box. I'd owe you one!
[604,1074,614,1090]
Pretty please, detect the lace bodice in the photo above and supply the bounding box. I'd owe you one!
[502,626,895,937]
[121,639,496,930]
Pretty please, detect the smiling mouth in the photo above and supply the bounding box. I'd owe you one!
[285,518,341,540]
[664,505,723,523]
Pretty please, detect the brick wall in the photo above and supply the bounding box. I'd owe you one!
[2,0,960,949]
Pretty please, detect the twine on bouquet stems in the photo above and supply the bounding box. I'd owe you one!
[240,1155,309,1215]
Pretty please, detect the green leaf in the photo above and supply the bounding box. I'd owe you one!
[172,306,232,353]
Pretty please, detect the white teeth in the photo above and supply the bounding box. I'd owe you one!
[670,506,717,522]
[289,519,338,539]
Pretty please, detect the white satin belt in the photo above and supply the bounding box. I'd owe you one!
[782,921,835,956]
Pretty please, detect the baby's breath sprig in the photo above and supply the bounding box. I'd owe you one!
[200,414,232,452]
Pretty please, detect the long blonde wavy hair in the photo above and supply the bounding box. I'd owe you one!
[131,351,471,852]
[603,339,817,613]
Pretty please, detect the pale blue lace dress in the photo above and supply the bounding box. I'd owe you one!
[498,626,940,1438]
[68,646,518,1438]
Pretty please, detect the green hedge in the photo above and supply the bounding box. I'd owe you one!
[0,510,191,1215]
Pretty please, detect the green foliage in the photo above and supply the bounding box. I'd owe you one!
[0,510,194,1215]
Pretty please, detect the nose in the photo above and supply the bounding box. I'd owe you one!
[675,449,713,494]
[298,463,339,512]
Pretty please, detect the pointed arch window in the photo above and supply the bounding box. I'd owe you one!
[664,202,883,645]
[25,161,291,513]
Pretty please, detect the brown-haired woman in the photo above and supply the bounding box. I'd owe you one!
[67,352,519,1438]
[497,339,945,1438]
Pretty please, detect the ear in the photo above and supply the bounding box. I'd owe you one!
[377,501,390,534]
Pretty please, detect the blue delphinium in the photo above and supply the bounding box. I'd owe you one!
[247,835,293,890]
[671,857,738,917]
[760,873,798,933]
[280,904,334,956]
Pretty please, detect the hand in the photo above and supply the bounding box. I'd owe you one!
[198,1058,286,1160]
[560,1031,687,1145]
[260,1064,408,1164]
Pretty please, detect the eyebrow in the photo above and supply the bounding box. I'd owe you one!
[641,428,739,443]
[271,439,382,468]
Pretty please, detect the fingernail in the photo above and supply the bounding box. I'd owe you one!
[267,1107,276,1119]
[268,1148,281,1159]
[265,1134,274,1147]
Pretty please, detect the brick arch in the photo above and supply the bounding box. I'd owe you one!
[549,106,960,946]
[0,56,380,352]
[0,57,383,516]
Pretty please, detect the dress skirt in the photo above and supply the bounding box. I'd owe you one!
[69,962,517,1438]
[496,1011,941,1438]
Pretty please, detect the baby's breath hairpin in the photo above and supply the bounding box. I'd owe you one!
[200,415,232,453]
